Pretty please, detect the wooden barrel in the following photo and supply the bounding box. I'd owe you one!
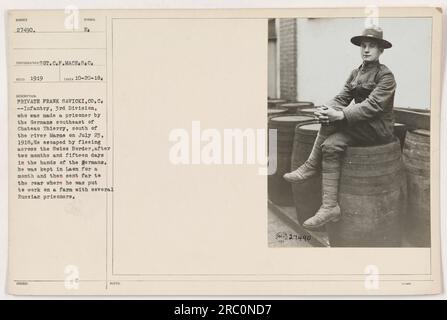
[280,101,315,114]
[402,129,430,247]
[268,99,287,109]
[268,108,288,119]
[326,139,406,247]
[290,122,323,229]
[268,115,313,206]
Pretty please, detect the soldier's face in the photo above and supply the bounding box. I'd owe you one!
[360,40,383,62]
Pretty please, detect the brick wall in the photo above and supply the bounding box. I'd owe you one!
[279,19,297,101]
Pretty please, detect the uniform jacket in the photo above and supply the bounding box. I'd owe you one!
[325,60,396,141]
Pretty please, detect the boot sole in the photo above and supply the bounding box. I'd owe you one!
[283,174,318,184]
[303,216,341,230]
[283,177,308,184]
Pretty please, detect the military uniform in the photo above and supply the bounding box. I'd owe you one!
[320,60,396,154]
[284,26,396,230]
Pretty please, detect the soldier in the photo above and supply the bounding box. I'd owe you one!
[283,26,396,229]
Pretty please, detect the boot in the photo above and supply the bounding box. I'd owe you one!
[283,132,326,183]
[302,152,342,229]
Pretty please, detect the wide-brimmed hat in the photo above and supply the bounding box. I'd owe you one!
[350,27,392,49]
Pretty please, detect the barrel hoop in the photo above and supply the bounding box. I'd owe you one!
[269,115,313,124]
[403,155,430,171]
[404,165,430,177]
[345,140,400,156]
[342,151,402,164]
[402,150,430,162]
[404,136,430,147]
[403,144,430,157]
[402,152,430,164]
[403,143,430,155]
[341,160,403,177]
[340,173,405,195]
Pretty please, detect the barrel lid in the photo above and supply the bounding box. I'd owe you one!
[270,115,312,123]
[268,99,286,103]
[300,108,317,113]
[281,101,314,108]
[297,122,321,132]
[412,129,430,137]
[268,108,287,114]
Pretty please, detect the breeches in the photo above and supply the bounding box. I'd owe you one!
[320,121,393,155]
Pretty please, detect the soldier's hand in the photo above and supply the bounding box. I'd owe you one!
[316,106,344,124]
[315,106,330,124]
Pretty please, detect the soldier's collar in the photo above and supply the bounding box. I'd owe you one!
[360,60,380,71]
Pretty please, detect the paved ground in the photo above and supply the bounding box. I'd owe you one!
[268,208,313,248]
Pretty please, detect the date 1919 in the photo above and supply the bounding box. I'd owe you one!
[30,75,43,81]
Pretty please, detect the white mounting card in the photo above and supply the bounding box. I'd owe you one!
[7,7,442,295]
